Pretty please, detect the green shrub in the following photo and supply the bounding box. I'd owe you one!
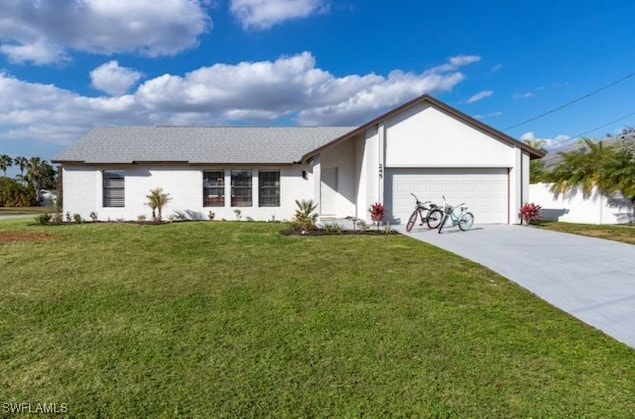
[0,178,36,207]
[323,222,343,234]
[73,213,82,223]
[34,213,51,225]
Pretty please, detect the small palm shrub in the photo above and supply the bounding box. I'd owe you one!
[519,202,543,225]
[89,212,98,222]
[146,187,172,222]
[292,199,318,231]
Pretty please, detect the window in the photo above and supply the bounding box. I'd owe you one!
[259,171,280,207]
[231,170,252,206]
[103,170,124,207]
[203,171,225,206]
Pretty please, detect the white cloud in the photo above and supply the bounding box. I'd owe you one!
[231,0,327,30]
[520,131,571,149]
[466,90,493,104]
[0,52,480,146]
[513,91,534,99]
[0,0,211,64]
[491,64,502,72]
[90,61,144,96]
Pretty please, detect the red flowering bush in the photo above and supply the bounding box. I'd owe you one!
[519,202,542,225]
[368,202,386,229]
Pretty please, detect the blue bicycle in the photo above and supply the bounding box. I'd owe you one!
[436,195,475,234]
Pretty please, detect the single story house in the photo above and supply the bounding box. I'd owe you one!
[53,94,544,224]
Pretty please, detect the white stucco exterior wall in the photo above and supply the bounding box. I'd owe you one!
[529,183,632,224]
[319,136,357,218]
[384,104,516,168]
[63,164,313,222]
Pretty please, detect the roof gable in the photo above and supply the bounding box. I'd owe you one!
[301,94,546,161]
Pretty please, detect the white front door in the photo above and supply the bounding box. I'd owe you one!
[320,167,339,215]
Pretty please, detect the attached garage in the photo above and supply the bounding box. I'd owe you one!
[385,168,509,225]
[300,94,545,225]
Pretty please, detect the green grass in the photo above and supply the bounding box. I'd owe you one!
[535,221,635,245]
[1,220,633,416]
[0,206,54,216]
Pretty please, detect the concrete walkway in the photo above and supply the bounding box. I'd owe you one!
[399,224,635,348]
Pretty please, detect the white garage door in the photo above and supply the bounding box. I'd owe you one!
[385,168,509,224]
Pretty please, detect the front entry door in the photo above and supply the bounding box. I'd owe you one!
[320,167,338,216]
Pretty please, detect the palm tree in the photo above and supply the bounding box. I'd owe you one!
[523,138,547,153]
[146,188,172,222]
[523,139,548,183]
[600,142,635,220]
[26,157,48,202]
[0,154,13,177]
[551,139,635,220]
[14,156,29,177]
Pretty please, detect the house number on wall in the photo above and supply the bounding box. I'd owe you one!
[378,163,383,179]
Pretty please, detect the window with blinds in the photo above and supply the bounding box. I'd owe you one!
[259,171,280,207]
[103,170,125,207]
[203,171,225,207]
[231,170,252,207]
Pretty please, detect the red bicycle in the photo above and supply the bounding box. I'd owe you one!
[406,193,443,232]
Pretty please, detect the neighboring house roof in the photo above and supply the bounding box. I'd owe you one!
[301,94,545,161]
[53,94,544,165]
[53,126,355,164]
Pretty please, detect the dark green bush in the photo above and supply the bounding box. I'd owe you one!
[34,213,51,225]
[0,178,36,207]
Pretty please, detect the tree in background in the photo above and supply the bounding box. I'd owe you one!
[523,139,548,184]
[0,154,13,177]
[14,156,29,177]
[550,139,613,198]
[26,157,56,202]
[550,139,634,220]
[600,142,635,218]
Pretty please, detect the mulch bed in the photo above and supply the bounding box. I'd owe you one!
[0,231,53,243]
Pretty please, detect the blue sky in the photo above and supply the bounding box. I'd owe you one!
[0,0,634,171]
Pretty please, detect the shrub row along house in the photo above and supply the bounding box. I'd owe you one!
[54,95,544,224]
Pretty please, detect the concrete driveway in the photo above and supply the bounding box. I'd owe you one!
[399,224,635,348]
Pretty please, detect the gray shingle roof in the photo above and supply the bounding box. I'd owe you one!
[53,126,356,164]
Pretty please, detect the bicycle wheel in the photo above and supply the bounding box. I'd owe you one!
[426,209,444,229]
[406,210,418,232]
[459,212,474,231]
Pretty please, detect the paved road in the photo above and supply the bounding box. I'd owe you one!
[0,214,37,220]
[399,224,635,348]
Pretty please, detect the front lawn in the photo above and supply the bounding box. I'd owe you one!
[535,221,635,245]
[0,220,633,416]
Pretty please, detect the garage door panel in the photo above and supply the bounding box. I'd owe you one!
[386,168,508,224]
